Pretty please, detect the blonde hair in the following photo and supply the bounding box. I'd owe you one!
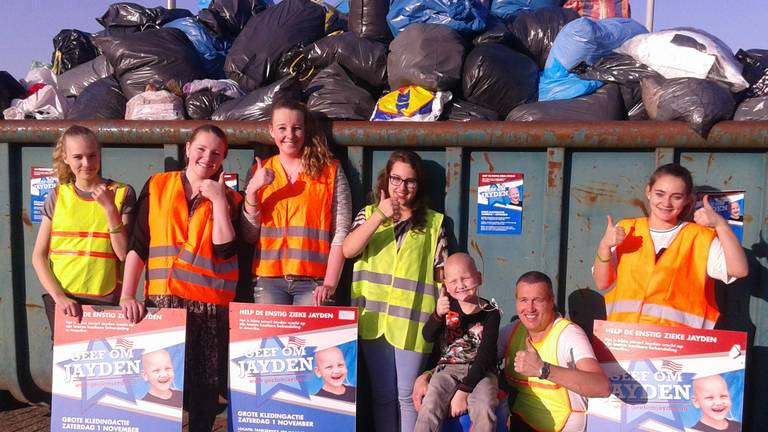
[52,125,100,184]
[271,99,335,179]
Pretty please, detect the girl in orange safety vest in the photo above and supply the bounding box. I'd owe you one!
[241,99,352,306]
[593,163,748,329]
[119,124,242,432]
[32,125,135,333]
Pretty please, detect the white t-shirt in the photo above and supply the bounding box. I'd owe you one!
[498,318,596,432]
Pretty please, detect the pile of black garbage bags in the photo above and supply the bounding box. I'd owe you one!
[2,0,767,137]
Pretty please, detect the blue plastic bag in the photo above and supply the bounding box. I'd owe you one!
[164,17,231,78]
[490,0,559,20]
[387,0,488,36]
[539,17,646,100]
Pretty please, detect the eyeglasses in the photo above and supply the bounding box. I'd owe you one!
[389,175,418,189]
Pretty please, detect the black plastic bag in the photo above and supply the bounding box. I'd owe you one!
[0,71,25,115]
[388,24,466,92]
[733,96,768,121]
[57,56,115,98]
[96,28,207,99]
[67,77,127,120]
[97,3,192,31]
[349,0,391,41]
[506,83,627,121]
[441,99,499,121]
[306,63,375,120]
[185,90,234,120]
[641,76,735,137]
[212,75,302,120]
[305,32,388,89]
[573,53,660,84]
[736,49,768,98]
[462,43,538,117]
[224,0,326,91]
[474,7,579,70]
[198,0,267,40]
[51,30,99,74]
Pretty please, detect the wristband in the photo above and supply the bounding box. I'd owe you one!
[595,253,611,263]
[244,197,259,208]
[108,222,124,234]
[373,206,389,222]
[423,370,433,379]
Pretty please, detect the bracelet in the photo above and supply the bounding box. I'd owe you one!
[423,370,433,379]
[595,253,611,263]
[373,206,389,221]
[244,197,259,208]
[108,222,124,234]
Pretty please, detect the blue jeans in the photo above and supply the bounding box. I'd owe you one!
[361,337,429,432]
[253,276,319,306]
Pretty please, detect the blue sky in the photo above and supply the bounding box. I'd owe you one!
[1,0,766,81]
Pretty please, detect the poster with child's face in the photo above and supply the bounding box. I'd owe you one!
[477,172,524,235]
[695,191,745,242]
[588,321,746,432]
[50,307,186,432]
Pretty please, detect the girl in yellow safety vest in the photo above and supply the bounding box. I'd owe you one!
[32,125,135,332]
[592,163,748,329]
[343,150,448,432]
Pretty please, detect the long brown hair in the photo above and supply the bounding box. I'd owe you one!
[52,125,100,184]
[375,150,430,231]
[647,163,695,220]
[270,99,334,179]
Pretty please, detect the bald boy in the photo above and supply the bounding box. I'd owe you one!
[314,346,356,403]
[141,349,183,407]
[691,374,741,432]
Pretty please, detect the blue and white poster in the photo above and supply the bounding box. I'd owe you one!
[30,166,57,223]
[50,306,187,432]
[588,320,747,432]
[477,172,524,235]
[229,303,358,432]
[695,191,745,242]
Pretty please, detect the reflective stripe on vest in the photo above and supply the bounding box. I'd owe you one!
[144,172,241,305]
[605,218,718,329]
[506,318,573,432]
[350,205,443,353]
[49,183,127,297]
[253,157,336,277]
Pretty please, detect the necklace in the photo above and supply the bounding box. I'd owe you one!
[283,164,302,182]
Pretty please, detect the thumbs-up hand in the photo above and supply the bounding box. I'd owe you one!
[245,156,275,199]
[694,194,724,228]
[199,171,227,205]
[376,189,400,222]
[436,285,450,317]
[514,337,545,378]
[599,215,626,250]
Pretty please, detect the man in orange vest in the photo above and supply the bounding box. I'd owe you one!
[500,271,610,432]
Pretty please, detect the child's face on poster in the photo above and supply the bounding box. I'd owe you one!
[692,375,732,422]
[143,350,175,392]
[315,348,347,389]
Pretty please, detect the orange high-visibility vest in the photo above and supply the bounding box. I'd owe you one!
[144,171,242,305]
[605,217,718,328]
[505,318,577,432]
[49,182,127,297]
[253,156,337,278]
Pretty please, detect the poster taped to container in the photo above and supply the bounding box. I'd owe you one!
[30,166,58,223]
[229,303,358,432]
[588,320,747,432]
[477,172,524,235]
[50,306,187,432]
[695,191,745,242]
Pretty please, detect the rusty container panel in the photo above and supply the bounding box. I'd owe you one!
[466,150,554,318]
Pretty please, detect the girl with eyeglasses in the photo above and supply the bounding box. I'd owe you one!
[343,150,448,432]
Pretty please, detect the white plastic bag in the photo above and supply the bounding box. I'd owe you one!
[125,90,185,120]
[2,85,71,119]
[616,28,749,92]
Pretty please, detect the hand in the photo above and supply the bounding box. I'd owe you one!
[599,215,626,249]
[55,295,83,322]
[199,172,227,205]
[514,338,545,378]
[450,390,469,417]
[120,296,146,324]
[436,285,450,317]
[412,372,431,411]
[694,194,725,228]
[377,190,400,222]
[245,156,274,199]
[313,284,335,306]
[92,183,117,212]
